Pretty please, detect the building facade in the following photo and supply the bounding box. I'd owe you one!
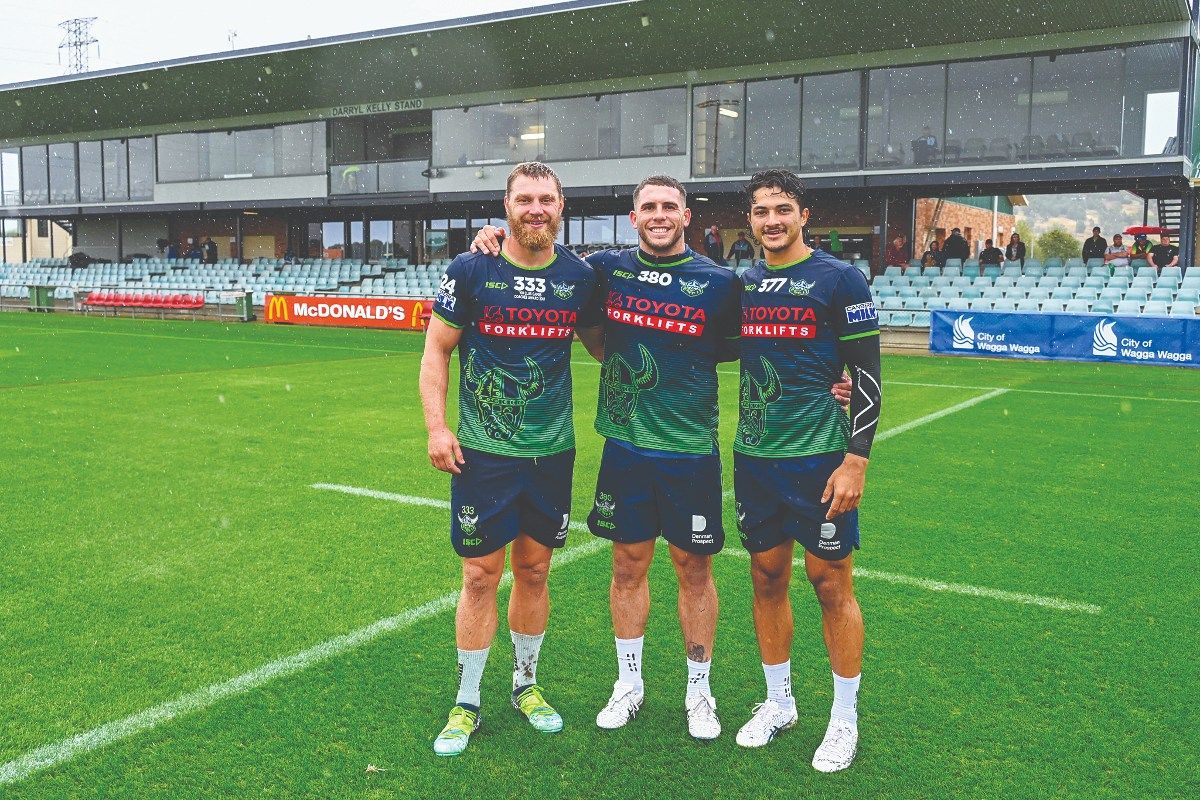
[0,0,1195,270]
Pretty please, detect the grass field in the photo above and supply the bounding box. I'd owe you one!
[1,311,1197,799]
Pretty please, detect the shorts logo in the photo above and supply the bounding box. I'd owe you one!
[789,278,815,296]
[679,278,709,298]
[551,281,575,300]
[735,502,746,525]
[601,344,660,426]
[463,349,546,442]
[845,302,877,324]
[595,492,616,518]
[458,505,478,535]
[462,537,482,546]
[818,522,840,550]
[692,515,707,532]
[820,522,837,540]
[739,356,783,447]
[556,513,570,541]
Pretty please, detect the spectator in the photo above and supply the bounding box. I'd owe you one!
[284,247,296,264]
[979,238,1004,266]
[810,234,823,251]
[1005,233,1026,267]
[942,227,970,263]
[828,229,844,259]
[1103,234,1130,268]
[1148,233,1179,272]
[727,231,756,264]
[884,234,908,268]
[165,241,179,260]
[1130,233,1151,261]
[703,225,726,265]
[203,237,218,264]
[1082,226,1106,262]
[920,240,943,268]
[185,240,202,261]
[911,125,938,165]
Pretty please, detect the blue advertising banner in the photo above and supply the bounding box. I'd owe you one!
[929,310,1199,368]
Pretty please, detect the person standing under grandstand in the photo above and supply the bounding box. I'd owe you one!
[469,176,851,742]
[420,162,602,756]
[728,231,757,265]
[942,227,970,263]
[1004,232,1027,267]
[732,170,881,774]
[703,225,726,265]
[1082,227,1107,263]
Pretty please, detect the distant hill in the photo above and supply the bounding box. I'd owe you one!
[1015,192,1159,242]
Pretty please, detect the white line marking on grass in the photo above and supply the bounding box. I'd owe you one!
[873,387,1009,443]
[318,483,1101,616]
[721,388,1010,499]
[0,496,606,788]
[721,550,1101,614]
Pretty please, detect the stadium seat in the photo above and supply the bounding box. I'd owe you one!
[968,298,993,310]
[1115,300,1142,316]
[943,265,962,278]
[947,297,972,311]
[961,288,983,300]
[1097,287,1123,304]
[983,265,1001,279]
[1141,301,1169,316]
[1044,258,1063,270]
[1041,300,1067,313]
[1150,288,1175,303]
[991,299,1017,312]
[1085,258,1105,269]
[1168,301,1197,317]
[1050,287,1074,301]
[883,266,901,277]
[1090,300,1114,315]
[887,311,914,326]
[943,259,962,271]
[1064,299,1092,314]
[923,266,942,278]
[1176,288,1200,304]
[925,297,951,310]
[962,263,980,278]
[1015,299,1041,312]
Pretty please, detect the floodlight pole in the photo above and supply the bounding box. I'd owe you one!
[58,17,99,75]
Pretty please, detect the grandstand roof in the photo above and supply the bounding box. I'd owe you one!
[0,0,1191,143]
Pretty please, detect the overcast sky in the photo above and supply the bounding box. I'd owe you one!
[0,0,552,85]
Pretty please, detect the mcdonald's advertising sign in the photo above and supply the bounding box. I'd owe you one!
[263,294,431,330]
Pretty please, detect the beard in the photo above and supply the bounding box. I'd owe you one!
[508,212,561,251]
[637,220,685,254]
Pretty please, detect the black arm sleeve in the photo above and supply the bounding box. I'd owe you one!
[837,334,882,459]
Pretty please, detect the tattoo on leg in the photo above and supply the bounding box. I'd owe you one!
[686,641,707,662]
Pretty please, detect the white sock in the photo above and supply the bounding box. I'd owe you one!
[831,671,860,726]
[615,636,644,689]
[764,660,794,706]
[511,630,544,690]
[686,657,711,698]
[454,647,490,708]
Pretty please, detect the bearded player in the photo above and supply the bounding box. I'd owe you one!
[419,162,601,756]
[732,169,880,773]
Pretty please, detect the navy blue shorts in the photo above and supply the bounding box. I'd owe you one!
[734,451,860,561]
[449,446,574,558]
[586,440,725,555]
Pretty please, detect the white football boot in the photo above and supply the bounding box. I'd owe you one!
[684,693,721,740]
[811,718,858,772]
[735,699,798,748]
[596,682,644,729]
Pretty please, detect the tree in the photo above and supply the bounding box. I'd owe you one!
[1015,219,1036,258]
[1036,227,1081,263]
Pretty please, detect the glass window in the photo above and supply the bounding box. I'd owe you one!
[692,83,745,176]
[545,95,619,160]
[867,64,946,168]
[433,106,484,166]
[946,57,1030,165]
[348,221,366,260]
[378,160,426,192]
[21,145,48,205]
[102,139,129,201]
[392,219,414,260]
[801,72,861,172]
[78,141,103,203]
[368,220,391,260]
[746,78,800,170]
[202,131,236,178]
[157,133,201,182]
[1123,42,1184,157]
[235,128,274,176]
[1029,51,1122,162]
[1,148,20,206]
[365,111,431,161]
[330,163,378,195]
[321,221,346,259]
[274,123,326,176]
[620,87,685,157]
[615,214,638,245]
[128,137,154,200]
[481,102,543,164]
[330,118,365,164]
[434,102,543,166]
[48,143,77,204]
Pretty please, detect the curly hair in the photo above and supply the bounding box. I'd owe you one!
[744,169,806,208]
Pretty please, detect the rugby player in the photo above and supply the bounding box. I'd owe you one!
[471,176,850,741]
[419,162,602,756]
[731,169,880,773]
